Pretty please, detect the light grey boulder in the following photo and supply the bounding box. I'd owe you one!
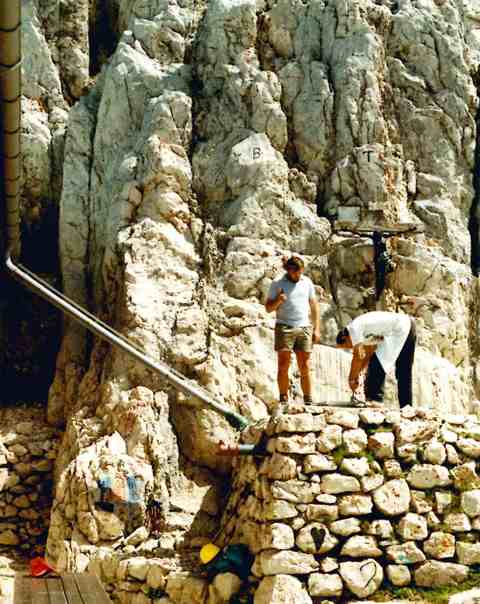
[414,561,469,588]
[372,479,411,517]
[339,560,383,599]
[423,532,455,560]
[254,575,312,604]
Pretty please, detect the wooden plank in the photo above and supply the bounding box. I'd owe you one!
[334,221,424,235]
[60,575,83,604]
[13,575,31,604]
[73,574,112,604]
[46,577,68,604]
[25,578,50,604]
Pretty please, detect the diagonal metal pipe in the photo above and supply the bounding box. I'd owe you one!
[0,2,249,431]
[6,254,250,430]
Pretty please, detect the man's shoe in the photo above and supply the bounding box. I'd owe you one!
[272,397,288,417]
[365,400,384,409]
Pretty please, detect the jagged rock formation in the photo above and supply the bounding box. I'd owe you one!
[11,0,480,596]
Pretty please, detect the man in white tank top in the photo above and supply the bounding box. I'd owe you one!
[336,311,416,408]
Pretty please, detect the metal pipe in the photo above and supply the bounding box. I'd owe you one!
[0,0,21,259]
[6,254,250,430]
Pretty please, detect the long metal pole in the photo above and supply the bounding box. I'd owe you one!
[6,254,250,430]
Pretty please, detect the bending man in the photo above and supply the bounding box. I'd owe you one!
[336,311,416,408]
[265,256,320,405]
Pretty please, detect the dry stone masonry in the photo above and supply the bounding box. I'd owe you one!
[53,404,480,604]
[0,410,59,554]
[210,404,480,602]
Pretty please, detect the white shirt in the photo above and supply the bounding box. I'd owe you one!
[347,312,412,373]
[267,275,315,328]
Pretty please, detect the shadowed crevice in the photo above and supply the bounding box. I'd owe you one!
[89,0,119,76]
[469,82,480,276]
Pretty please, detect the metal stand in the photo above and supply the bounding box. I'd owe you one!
[334,221,424,300]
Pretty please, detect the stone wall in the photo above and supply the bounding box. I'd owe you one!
[215,403,480,602]
[0,410,59,554]
[57,404,480,604]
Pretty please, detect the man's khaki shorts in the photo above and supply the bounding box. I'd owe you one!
[275,324,313,352]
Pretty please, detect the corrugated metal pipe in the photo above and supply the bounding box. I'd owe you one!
[0,2,249,431]
[0,0,21,260]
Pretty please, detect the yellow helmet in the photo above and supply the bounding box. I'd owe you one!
[200,543,220,565]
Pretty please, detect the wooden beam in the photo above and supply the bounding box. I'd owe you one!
[13,575,31,604]
[60,575,83,604]
[14,574,113,604]
[333,221,424,235]
[46,578,68,604]
[73,575,112,604]
[22,578,49,604]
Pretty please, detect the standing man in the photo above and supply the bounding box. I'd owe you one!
[265,256,321,405]
[336,311,416,408]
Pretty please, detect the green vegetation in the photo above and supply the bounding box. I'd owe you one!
[332,445,348,466]
[362,450,377,465]
[365,425,394,435]
[370,568,480,604]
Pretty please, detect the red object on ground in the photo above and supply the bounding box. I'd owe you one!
[30,557,55,577]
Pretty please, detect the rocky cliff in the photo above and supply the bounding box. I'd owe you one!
[11,0,480,597]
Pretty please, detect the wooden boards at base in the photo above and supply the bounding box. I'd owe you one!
[13,574,112,604]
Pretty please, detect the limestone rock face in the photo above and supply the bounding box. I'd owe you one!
[18,0,480,602]
[21,0,69,251]
[42,0,480,459]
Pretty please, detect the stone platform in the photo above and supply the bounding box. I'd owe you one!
[214,403,480,602]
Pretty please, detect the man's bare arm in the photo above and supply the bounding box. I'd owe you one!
[348,345,377,391]
[265,289,287,313]
[359,345,376,372]
[348,346,365,391]
[309,297,321,342]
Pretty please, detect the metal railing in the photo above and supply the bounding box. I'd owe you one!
[5,254,250,430]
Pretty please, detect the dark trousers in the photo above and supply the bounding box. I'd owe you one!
[364,318,416,408]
